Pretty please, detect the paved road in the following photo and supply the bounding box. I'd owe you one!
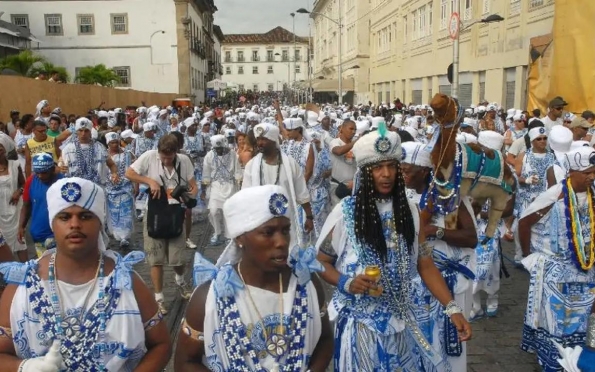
[103,221,540,371]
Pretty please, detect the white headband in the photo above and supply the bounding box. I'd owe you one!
[529,127,547,142]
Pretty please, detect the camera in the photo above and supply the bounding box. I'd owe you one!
[170,185,198,209]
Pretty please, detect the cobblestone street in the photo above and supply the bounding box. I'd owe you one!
[102,220,540,371]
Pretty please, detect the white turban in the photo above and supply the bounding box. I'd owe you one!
[549,126,573,153]
[75,117,93,131]
[143,122,157,132]
[402,126,418,140]
[159,109,168,117]
[401,142,432,167]
[183,117,197,128]
[478,130,504,151]
[224,129,236,138]
[283,118,305,130]
[529,127,547,142]
[47,177,107,251]
[35,100,49,117]
[0,132,16,154]
[120,129,137,140]
[210,134,228,148]
[254,123,280,145]
[97,110,109,119]
[566,146,595,172]
[216,185,292,266]
[456,132,478,145]
[306,111,319,126]
[105,132,120,144]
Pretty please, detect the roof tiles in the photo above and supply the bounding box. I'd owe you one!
[223,26,308,44]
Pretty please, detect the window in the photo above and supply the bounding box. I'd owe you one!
[419,6,426,38]
[267,65,273,74]
[225,66,231,75]
[11,14,29,29]
[403,16,407,41]
[282,50,289,61]
[111,13,128,34]
[238,84,245,91]
[529,0,544,9]
[77,14,94,35]
[267,50,274,61]
[113,66,131,87]
[510,0,522,15]
[482,0,490,14]
[295,65,301,73]
[252,66,259,74]
[463,0,472,20]
[412,10,417,40]
[428,3,433,34]
[44,14,63,36]
[237,51,244,62]
[440,0,447,29]
[253,84,259,92]
[252,50,259,62]
[295,49,301,61]
[238,66,244,74]
[225,51,231,62]
[268,84,274,91]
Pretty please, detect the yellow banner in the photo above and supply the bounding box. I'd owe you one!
[527,0,595,113]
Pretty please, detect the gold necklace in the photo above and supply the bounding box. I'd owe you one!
[237,261,287,360]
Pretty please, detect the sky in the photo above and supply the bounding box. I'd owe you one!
[214,0,314,37]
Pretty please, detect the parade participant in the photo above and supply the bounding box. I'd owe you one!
[135,122,158,157]
[120,129,137,153]
[126,134,196,313]
[47,115,62,138]
[242,123,314,238]
[18,153,63,259]
[14,115,34,170]
[59,118,119,186]
[568,117,593,141]
[307,130,332,240]
[201,135,242,245]
[105,132,135,249]
[174,185,333,371]
[542,96,567,134]
[401,140,478,370]
[34,100,51,124]
[329,120,358,206]
[0,135,26,262]
[513,126,555,266]
[546,125,573,186]
[133,106,148,132]
[24,120,70,177]
[0,177,171,371]
[518,145,595,372]
[504,113,527,152]
[316,126,471,371]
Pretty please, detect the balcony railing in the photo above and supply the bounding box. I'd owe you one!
[237,56,245,62]
[225,56,232,62]
[251,56,260,62]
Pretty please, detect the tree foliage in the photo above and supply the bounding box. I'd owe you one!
[29,61,70,82]
[0,50,45,76]
[75,64,121,87]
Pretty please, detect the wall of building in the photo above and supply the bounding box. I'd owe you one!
[221,43,309,92]
[368,0,554,108]
[0,75,180,116]
[1,0,181,94]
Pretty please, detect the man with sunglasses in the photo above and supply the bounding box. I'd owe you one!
[543,96,568,134]
[17,153,63,260]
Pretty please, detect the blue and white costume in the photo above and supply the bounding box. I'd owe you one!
[106,149,135,243]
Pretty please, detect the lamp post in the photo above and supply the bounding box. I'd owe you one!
[274,52,291,102]
[150,30,165,65]
[451,6,504,98]
[297,6,343,104]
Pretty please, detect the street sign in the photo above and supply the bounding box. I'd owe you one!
[449,12,460,40]
[206,88,216,98]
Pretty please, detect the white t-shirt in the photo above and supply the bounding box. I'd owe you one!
[542,115,562,134]
[329,138,357,183]
[130,150,195,204]
[507,136,527,157]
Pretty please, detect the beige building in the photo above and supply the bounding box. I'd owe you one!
[368,0,554,108]
[311,0,371,104]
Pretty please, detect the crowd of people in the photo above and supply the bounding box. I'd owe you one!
[0,93,593,371]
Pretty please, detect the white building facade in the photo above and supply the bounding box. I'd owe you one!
[221,27,309,93]
[1,0,218,102]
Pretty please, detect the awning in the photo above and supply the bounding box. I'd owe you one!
[312,78,355,93]
[0,27,20,37]
[207,79,227,91]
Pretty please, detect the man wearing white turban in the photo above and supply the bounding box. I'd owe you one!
[242,123,314,241]
[0,177,171,372]
[518,146,595,371]
[175,185,332,371]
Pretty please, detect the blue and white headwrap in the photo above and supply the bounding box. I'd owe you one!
[32,152,55,173]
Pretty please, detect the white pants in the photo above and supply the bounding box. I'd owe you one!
[208,208,225,237]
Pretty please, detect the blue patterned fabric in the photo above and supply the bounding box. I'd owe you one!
[106,151,134,241]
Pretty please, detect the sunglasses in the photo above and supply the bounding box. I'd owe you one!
[534,137,548,142]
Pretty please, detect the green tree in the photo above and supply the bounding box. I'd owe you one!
[0,50,46,76]
[29,61,70,82]
[75,64,121,87]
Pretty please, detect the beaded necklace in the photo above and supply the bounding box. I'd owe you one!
[73,139,99,183]
[525,149,555,191]
[420,143,464,215]
[108,149,128,187]
[562,179,595,271]
[260,151,282,186]
[213,151,234,183]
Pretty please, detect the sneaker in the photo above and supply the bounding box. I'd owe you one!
[486,307,498,317]
[157,299,168,315]
[209,234,220,246]
[186,239,197,249]
[469,308,485,322]
[177,281,193,300]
